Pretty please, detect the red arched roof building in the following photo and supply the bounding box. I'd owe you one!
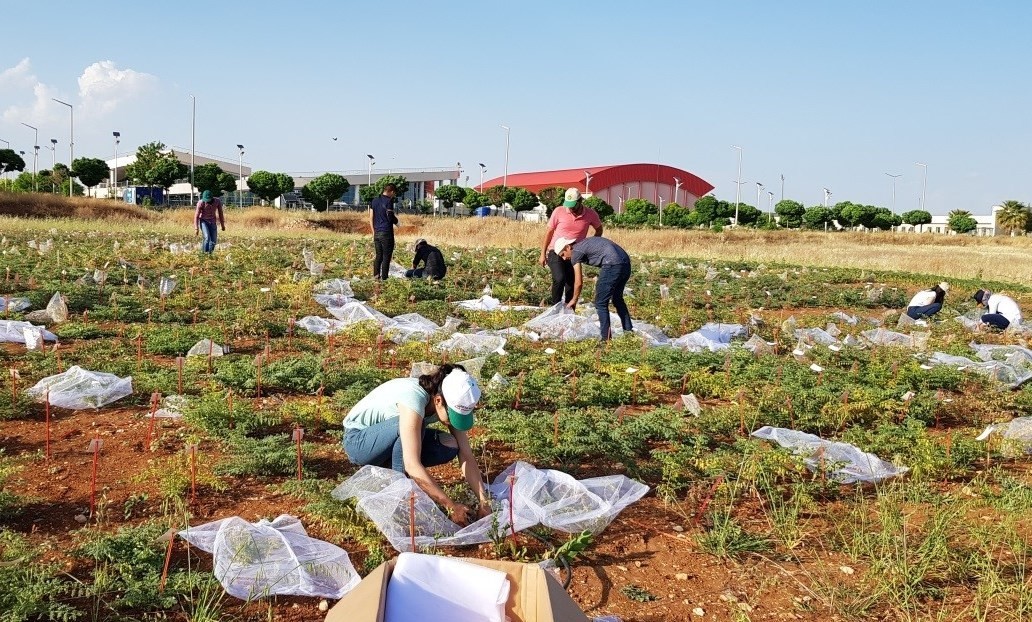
[478,163,713,212]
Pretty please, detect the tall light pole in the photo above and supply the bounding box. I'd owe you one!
[780,174,785,202]
[673,176,682,205]
[367,154,375,186]
[46,139,57,192]
[500,124,510,187]
[21,123,38,191]
[823,188,832,232]
[190,95,196,205]
[112,131,120,194]
[755,182,764,219]
[478,163,486,190]
[885,172,902,213]
[584,170,593,194]
[52,99,73,197]
[767,191,774,225]
[456,162,462,187]
[658,196,665,227]
[915,162,927,212]
[731,145,743,226]
[236,144,245,208]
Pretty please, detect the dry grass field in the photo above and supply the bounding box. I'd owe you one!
[2,194,1030,284]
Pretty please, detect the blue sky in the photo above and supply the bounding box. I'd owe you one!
[2,1,1029,214]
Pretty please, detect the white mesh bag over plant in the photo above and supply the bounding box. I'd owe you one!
[455,295,540,312]
[179,514,361,600]
[671,323,745,352]
[925,351,1032,389]
[386,313,442,344]
[751,426,908,483]
[326,301,394,327]
[0,320,57,345]
[46,292,68,323]
[25,366,133,410]
[332,462,648,552]
[524,303,599,341]
[0,296,31,312]
[296,316,347,336]
[976,417,1032,456]
[794,328,840,346]
[861,328,928,349]
[434,332,506,356]
[313,278,354,298]
[186,339,225,357]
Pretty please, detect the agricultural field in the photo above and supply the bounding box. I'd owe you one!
[1,214,1031,622]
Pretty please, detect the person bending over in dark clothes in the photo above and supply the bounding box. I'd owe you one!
[405,238,447,280]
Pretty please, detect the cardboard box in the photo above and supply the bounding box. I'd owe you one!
[325,556,590,622]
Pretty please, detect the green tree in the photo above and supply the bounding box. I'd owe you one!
[901,209,932,232]
[774,199,806,228]
[836,202,876,229]
[0,149,26,176]
[461,189,488,211]
[871,208,902,231]
[71,157,110,197]
[660,202,692,227]
[622,198,658,225]
[193,163,236,198]
[802,206,832,230]
[734,203,761,226]
[583,196,614,219]
[510,188,539,212]
[995,200,1030,235]
[691,196,724,227]
[11,172,38,192]
[947,209,978,234]
[149,156,189,201]
[247,170,295,204]
[483,185,515,207]
[359,175,409,203]
[434,184,465,208]
[538,186,566,216]
[305,173,350,212]
[124,142,187,202]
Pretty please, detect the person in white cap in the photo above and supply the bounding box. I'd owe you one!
[553,235,633,341]
[342,364,490,524]
[405,238,446,280]
[905,282,949,320]
[973,288,1023,330]
[539,187,604,305]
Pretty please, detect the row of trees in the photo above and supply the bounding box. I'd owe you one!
[0,148,107,196]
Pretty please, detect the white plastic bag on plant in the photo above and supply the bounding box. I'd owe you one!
[487,373,510,389]
[976,417,1032,456]
[154,394,188,418]
[387,313,441,344]
[681,393,702,416]
[313,278,354,298]
[327,301,394,327]
[0,320,58,344]
[455,356,486,381]
[179,514,361,600]
[159,276,177,297]
[1,296,31,312]
[46,292,68,323]
[25,366,133,409]
[22,326,44,350]
[435,332,506,356]
[296,315,346,336]
[93,269,108,286]
[409,361,438,378]
[751,426,908,483]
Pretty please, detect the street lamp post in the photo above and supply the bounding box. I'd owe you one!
[673,177,682,205]
[780,174,785,202]
[21,123,38,192]
[112,131,120,195]
[767,191,774,225]
[755,182,764,222]
[658,196,665,227]
[823,188,832,232]
[367,154,375,187]
[51,99,73,197]
[731,145,743,226]
[500,125,510,187]
[478,163,486,190]
[456,162,462,187]
[915,162,927,212]
[46,139,57,193]
[190,95,196,205]
[884,172,902,213]
[584,170,593,194]
[237,144,245,208]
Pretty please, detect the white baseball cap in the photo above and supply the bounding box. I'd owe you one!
[553,236,576,256]
[441,369,480,431]
[938,282,949,292]
[563,187,581,208]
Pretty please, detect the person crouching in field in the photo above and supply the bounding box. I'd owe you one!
[973,289,1023,330]
[194,190,225,254]
[405,238,446,281]
[342,364,490,525]
[539,188,604,305]
[553,235,633,341]
[906,282,949,319]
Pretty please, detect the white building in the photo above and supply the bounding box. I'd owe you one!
[897,205,1002,236]
[96,146,251,205]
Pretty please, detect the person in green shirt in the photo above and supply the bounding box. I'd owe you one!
[342,364,489,525]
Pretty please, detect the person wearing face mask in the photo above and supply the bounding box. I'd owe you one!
[539,188,604,305]
[342,364,490,525]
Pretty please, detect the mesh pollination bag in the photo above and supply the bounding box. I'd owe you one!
[332,462,648,553]
[523,303,599,341]
[326,301,394,327]
[0,320,58,345]
[976,417,1032,457]
[751,426,908,484]
[25,366,133,410]
[434,332,507,356]
[925,351,1032,390]
[671,323,745,352]
[178,514,361,600]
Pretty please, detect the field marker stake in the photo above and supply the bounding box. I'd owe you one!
[786,396,794,428]
[147,392,160,450]
[158,535,174,593]
[227,390,234,429]
[44,390,51,461]
[508,474,518,539]
[8,367,16,400]
[188,443,198,503]
[255,354,263,398]
[695,475,724,528]
[513,373,524,410]
[553,410,559,445]
[570,370,578,402]
[55,344,62,372]
[136,334,143,368]
[287,317,295,349]
[88,438,103,516]
[293,427,304,481]
[176,357,184,395]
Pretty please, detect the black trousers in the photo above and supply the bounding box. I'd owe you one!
[373,232,395,280]
[546,249,575,304]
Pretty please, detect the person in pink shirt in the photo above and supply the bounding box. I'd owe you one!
[539,188,603,304]
[194,190,226,254]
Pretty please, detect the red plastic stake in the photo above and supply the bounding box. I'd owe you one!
[158,535,174,593]
[227,390,234,430]
[147,392,160,450]
[88,438,103,516]
[376,333,384,368]
[513,373,524,410]
[176,357,184,394]
[508,475,518,539]
[570,370,578,402]
[55,344,63,373]
[188,443,198,503]
[136,334,143,368]
[255,354,263,398]
[8,368,17,400]
[288,317,295,349]
[553,410,559,445]
[409,491,417,552]
[695,475,724,528]
[44,390,51,461]
[293,427,304,481]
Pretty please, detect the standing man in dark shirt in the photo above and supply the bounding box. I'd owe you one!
[406,239,447,280]
[554,235,633,341]
[370,184,398,280]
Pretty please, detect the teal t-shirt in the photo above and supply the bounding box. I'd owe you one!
[343,377,432,430]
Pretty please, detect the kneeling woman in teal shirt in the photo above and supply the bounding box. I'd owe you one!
[343,364,490,525]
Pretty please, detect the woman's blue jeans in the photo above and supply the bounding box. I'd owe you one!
[199,220,218,253]
[594,262,633,341]
[344,417,458,473]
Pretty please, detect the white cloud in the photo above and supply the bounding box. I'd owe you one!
[0,58,59,125]
[78,60,157,116]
